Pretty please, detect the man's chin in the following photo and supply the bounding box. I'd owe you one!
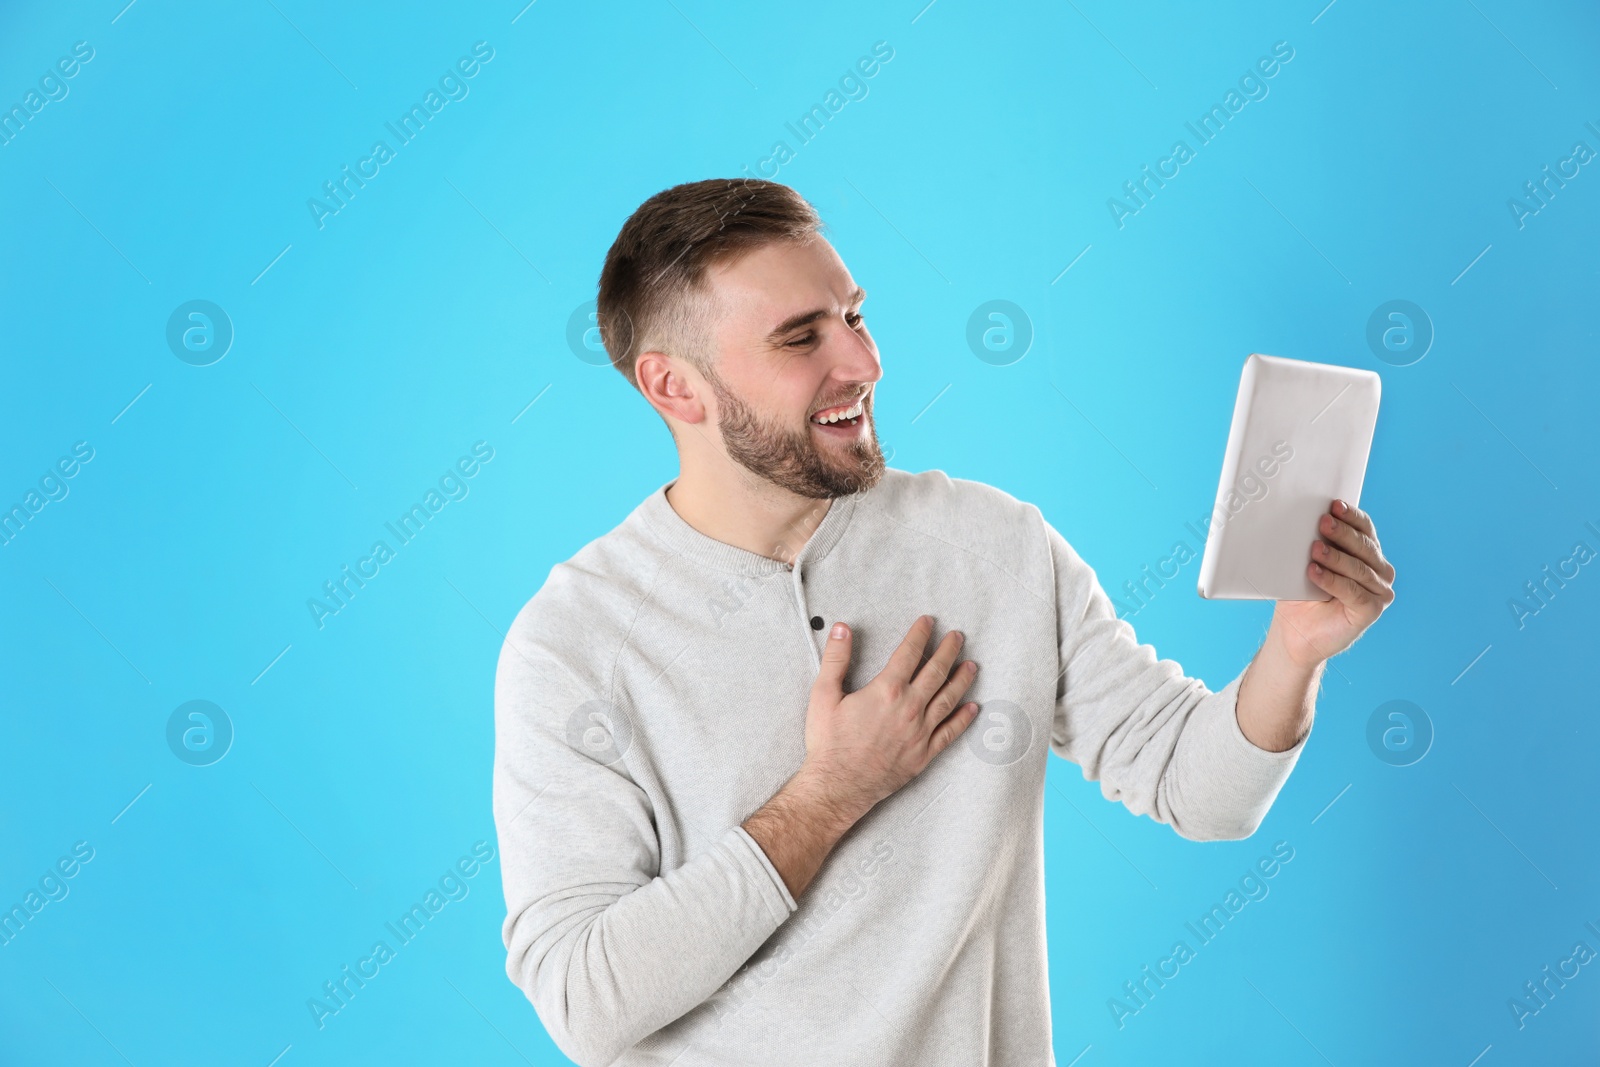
[813,433,886,495]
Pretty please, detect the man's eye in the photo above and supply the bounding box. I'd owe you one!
[847,312,865,328]
[785,334,814,348]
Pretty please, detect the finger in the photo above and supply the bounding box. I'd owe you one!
[927,701,981,757]
[1329,500,1390,570]
[1318,511,1393,580]
[910,629,965,704]
[1308,558,1379,609]
[1311,540,1393,603]
[882,615,935,686]
[1332,498,1374,537]
[921,656,978,729]
[812,621,853,702]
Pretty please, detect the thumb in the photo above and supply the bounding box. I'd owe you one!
[812,621,852,702]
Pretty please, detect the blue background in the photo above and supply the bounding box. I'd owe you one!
[2,0,1597,1064]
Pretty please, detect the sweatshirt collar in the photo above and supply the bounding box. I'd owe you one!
[638,478,863,577]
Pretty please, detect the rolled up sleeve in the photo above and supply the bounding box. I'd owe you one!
[1043,518,1307,841]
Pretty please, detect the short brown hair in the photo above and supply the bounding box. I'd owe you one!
[596,178,823,391]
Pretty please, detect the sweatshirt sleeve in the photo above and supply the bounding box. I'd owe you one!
[492,625,798,1067]
[1042,516,1309,841]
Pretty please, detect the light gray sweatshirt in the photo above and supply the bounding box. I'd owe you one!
[492,468,1309,1066]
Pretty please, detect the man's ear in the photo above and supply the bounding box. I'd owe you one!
[636,350,708,428]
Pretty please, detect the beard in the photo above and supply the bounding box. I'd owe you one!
[705,367,886,500]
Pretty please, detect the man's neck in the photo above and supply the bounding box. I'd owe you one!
[665,473,835,567]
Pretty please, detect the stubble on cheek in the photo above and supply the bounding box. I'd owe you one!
[712,379,884,499]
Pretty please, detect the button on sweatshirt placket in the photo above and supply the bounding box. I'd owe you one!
[789,558,825,670]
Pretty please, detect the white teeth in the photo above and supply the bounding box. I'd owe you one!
[812,399,864,424]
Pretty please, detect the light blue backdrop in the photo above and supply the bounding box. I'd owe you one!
[2,1,1596,1064]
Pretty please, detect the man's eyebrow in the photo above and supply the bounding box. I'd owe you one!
[764,287,867,344]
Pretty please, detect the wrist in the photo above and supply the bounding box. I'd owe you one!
[793,760,873,833]
[1266,614,1327,675]
[1237,623,1322,753]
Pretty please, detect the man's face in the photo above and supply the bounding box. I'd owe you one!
[696,236,885,499]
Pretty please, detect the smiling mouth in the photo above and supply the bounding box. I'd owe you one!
[809,393,867,428]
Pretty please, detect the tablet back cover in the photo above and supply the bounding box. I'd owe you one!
[1197,354,1381,601]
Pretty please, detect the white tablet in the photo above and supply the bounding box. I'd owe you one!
[1197,354,1381,601]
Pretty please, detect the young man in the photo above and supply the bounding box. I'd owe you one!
[492,179,1394,1066]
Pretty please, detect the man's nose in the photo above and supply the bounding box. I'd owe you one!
[834,329,882,383]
